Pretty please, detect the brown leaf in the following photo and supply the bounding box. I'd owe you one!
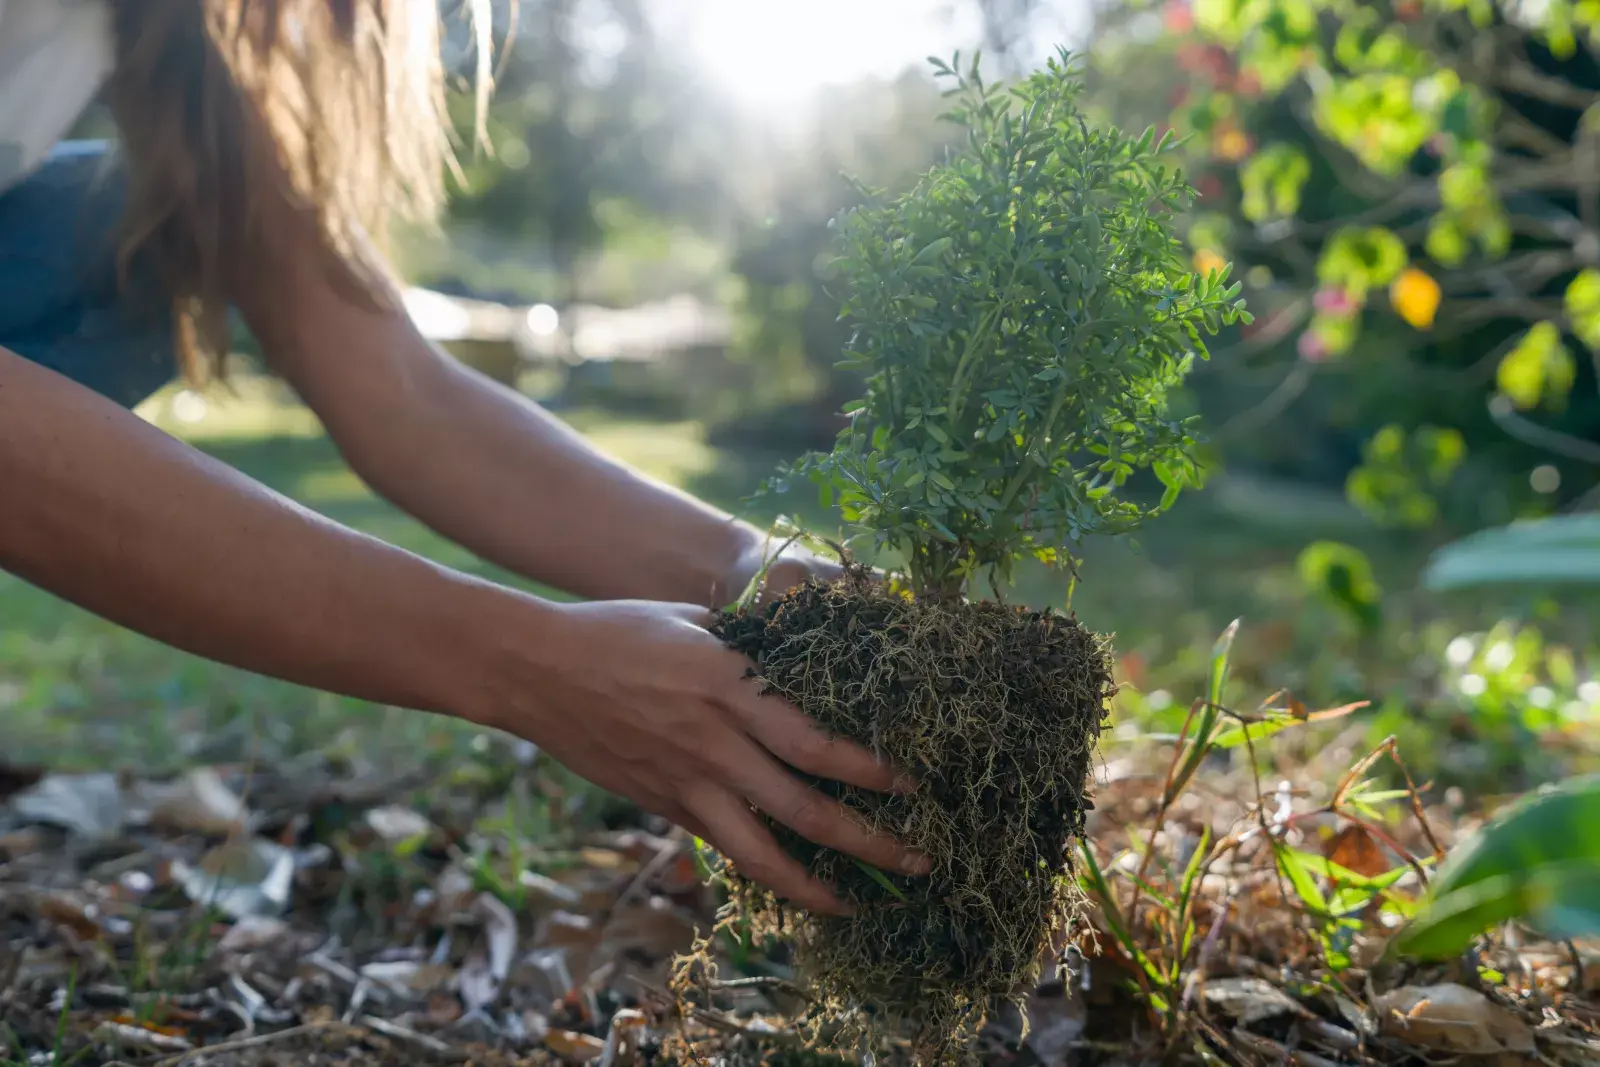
[1202,976,1304,1026]
[1326,825,1390,879]
[546,1028,607,1064]
[1376,984,1535,1055]
[141,768,250,835]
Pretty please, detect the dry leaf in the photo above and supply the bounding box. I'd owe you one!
[141,768,250,835]
[521,869,583,908]
[1376,984,1535,1054]
[546,1028,606,1063]
[1326,824,1389,879]
[173,837,295,919]
[365,804,432,845]
[89,1021,193,1053]
[217,914,292,954]
[1024,989,1087,1066]
[10,773,124,840]
[599,898,698,963]
[1202,977,1303,1026]
[460,892,519,1013]
[0,827,45,859]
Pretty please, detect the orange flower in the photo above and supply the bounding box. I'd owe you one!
[1193,248,1226,276]
[1215,128,1253,162]
[1390,267,1441,329]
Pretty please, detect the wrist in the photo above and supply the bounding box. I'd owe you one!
[410,572,569,732]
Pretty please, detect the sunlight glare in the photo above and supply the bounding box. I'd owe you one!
[678,0,973,108]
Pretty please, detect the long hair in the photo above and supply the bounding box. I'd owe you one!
[103,0,492,383]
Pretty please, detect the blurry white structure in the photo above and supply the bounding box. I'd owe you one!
[401,286,731,371]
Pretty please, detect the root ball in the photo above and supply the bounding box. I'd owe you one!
[710,572,1114,1062]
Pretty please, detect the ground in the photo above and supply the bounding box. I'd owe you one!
[2,377,1594,1066]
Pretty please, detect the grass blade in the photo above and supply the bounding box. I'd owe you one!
[1165,619,1239,805]
[851,857,910,902]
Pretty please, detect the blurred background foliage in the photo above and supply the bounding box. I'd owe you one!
[7,0,1600,800]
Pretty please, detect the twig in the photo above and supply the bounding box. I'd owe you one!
[604,829,690,921]
[1489,396,1600,466]
[360,1014,460,1059]
[153,1021,341,1067]
[708,976,813,1001]
[1216,360,1317,441]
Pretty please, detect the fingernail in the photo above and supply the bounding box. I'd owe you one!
[891,773,919,795]
[901,852,934,876]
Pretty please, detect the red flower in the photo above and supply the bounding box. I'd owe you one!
[1163,0,1194,33]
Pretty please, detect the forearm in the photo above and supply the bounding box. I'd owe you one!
[288,321,763,606]
[0,346,527,717]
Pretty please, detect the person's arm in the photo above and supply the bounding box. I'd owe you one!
[0,345,924,912]
[239,227,821,607]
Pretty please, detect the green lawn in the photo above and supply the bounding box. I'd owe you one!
[0,374,1419,772]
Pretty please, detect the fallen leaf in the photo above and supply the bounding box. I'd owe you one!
[600,898,698,962]
[459,892,519,1014]
[89,1021,193,1053]
[10,773,124,840]
[1376,983,1534,1054]
[521,868,583,908]
[217,915,292,954]
[1327,824,1390,879]
[1202,976,1304,1026]
[546,1028,606,1064]
[361,959,454,997]
[34,891,102,942]
[365,804,432,846]
[173,837,295,919]
[140,768,250,835]
[1024,988,1087,1066]
[580,847,632,871]
[599,1008,649,1067]
[0,827,45,858]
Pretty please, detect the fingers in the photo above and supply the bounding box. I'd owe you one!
[660,602,719,630]
[685,785,853,916]
[721,737,932,878]
[723,676,911,794]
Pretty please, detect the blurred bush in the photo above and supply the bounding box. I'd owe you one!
[1083,0,1600,533]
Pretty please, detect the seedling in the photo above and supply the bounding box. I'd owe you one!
[709,49,1248,1063]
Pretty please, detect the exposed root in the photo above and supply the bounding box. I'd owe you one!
[706,570,1115,1063]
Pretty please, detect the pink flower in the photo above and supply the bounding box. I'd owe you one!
[1313,287,1358,316]
[1297,329,1328,363]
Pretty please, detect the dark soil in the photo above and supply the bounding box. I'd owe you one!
[712,572,1114,1062]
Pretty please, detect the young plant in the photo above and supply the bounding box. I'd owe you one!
[780,48,1250,598]
[709,50,1249,1064]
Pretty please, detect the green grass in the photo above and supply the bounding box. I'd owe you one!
[0,373,1422,772]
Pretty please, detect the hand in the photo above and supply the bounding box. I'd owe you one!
[490,597,929,914]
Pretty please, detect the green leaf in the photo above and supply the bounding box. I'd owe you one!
[1396,775,1600,958]
[911,236,954,265]
[1564,268,1600,350]
[1164,619,1239,805]
[1274,843,1329,915]
[1497,322,1575,410]
[850,857,910,902]
[1422,516,1600,591]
